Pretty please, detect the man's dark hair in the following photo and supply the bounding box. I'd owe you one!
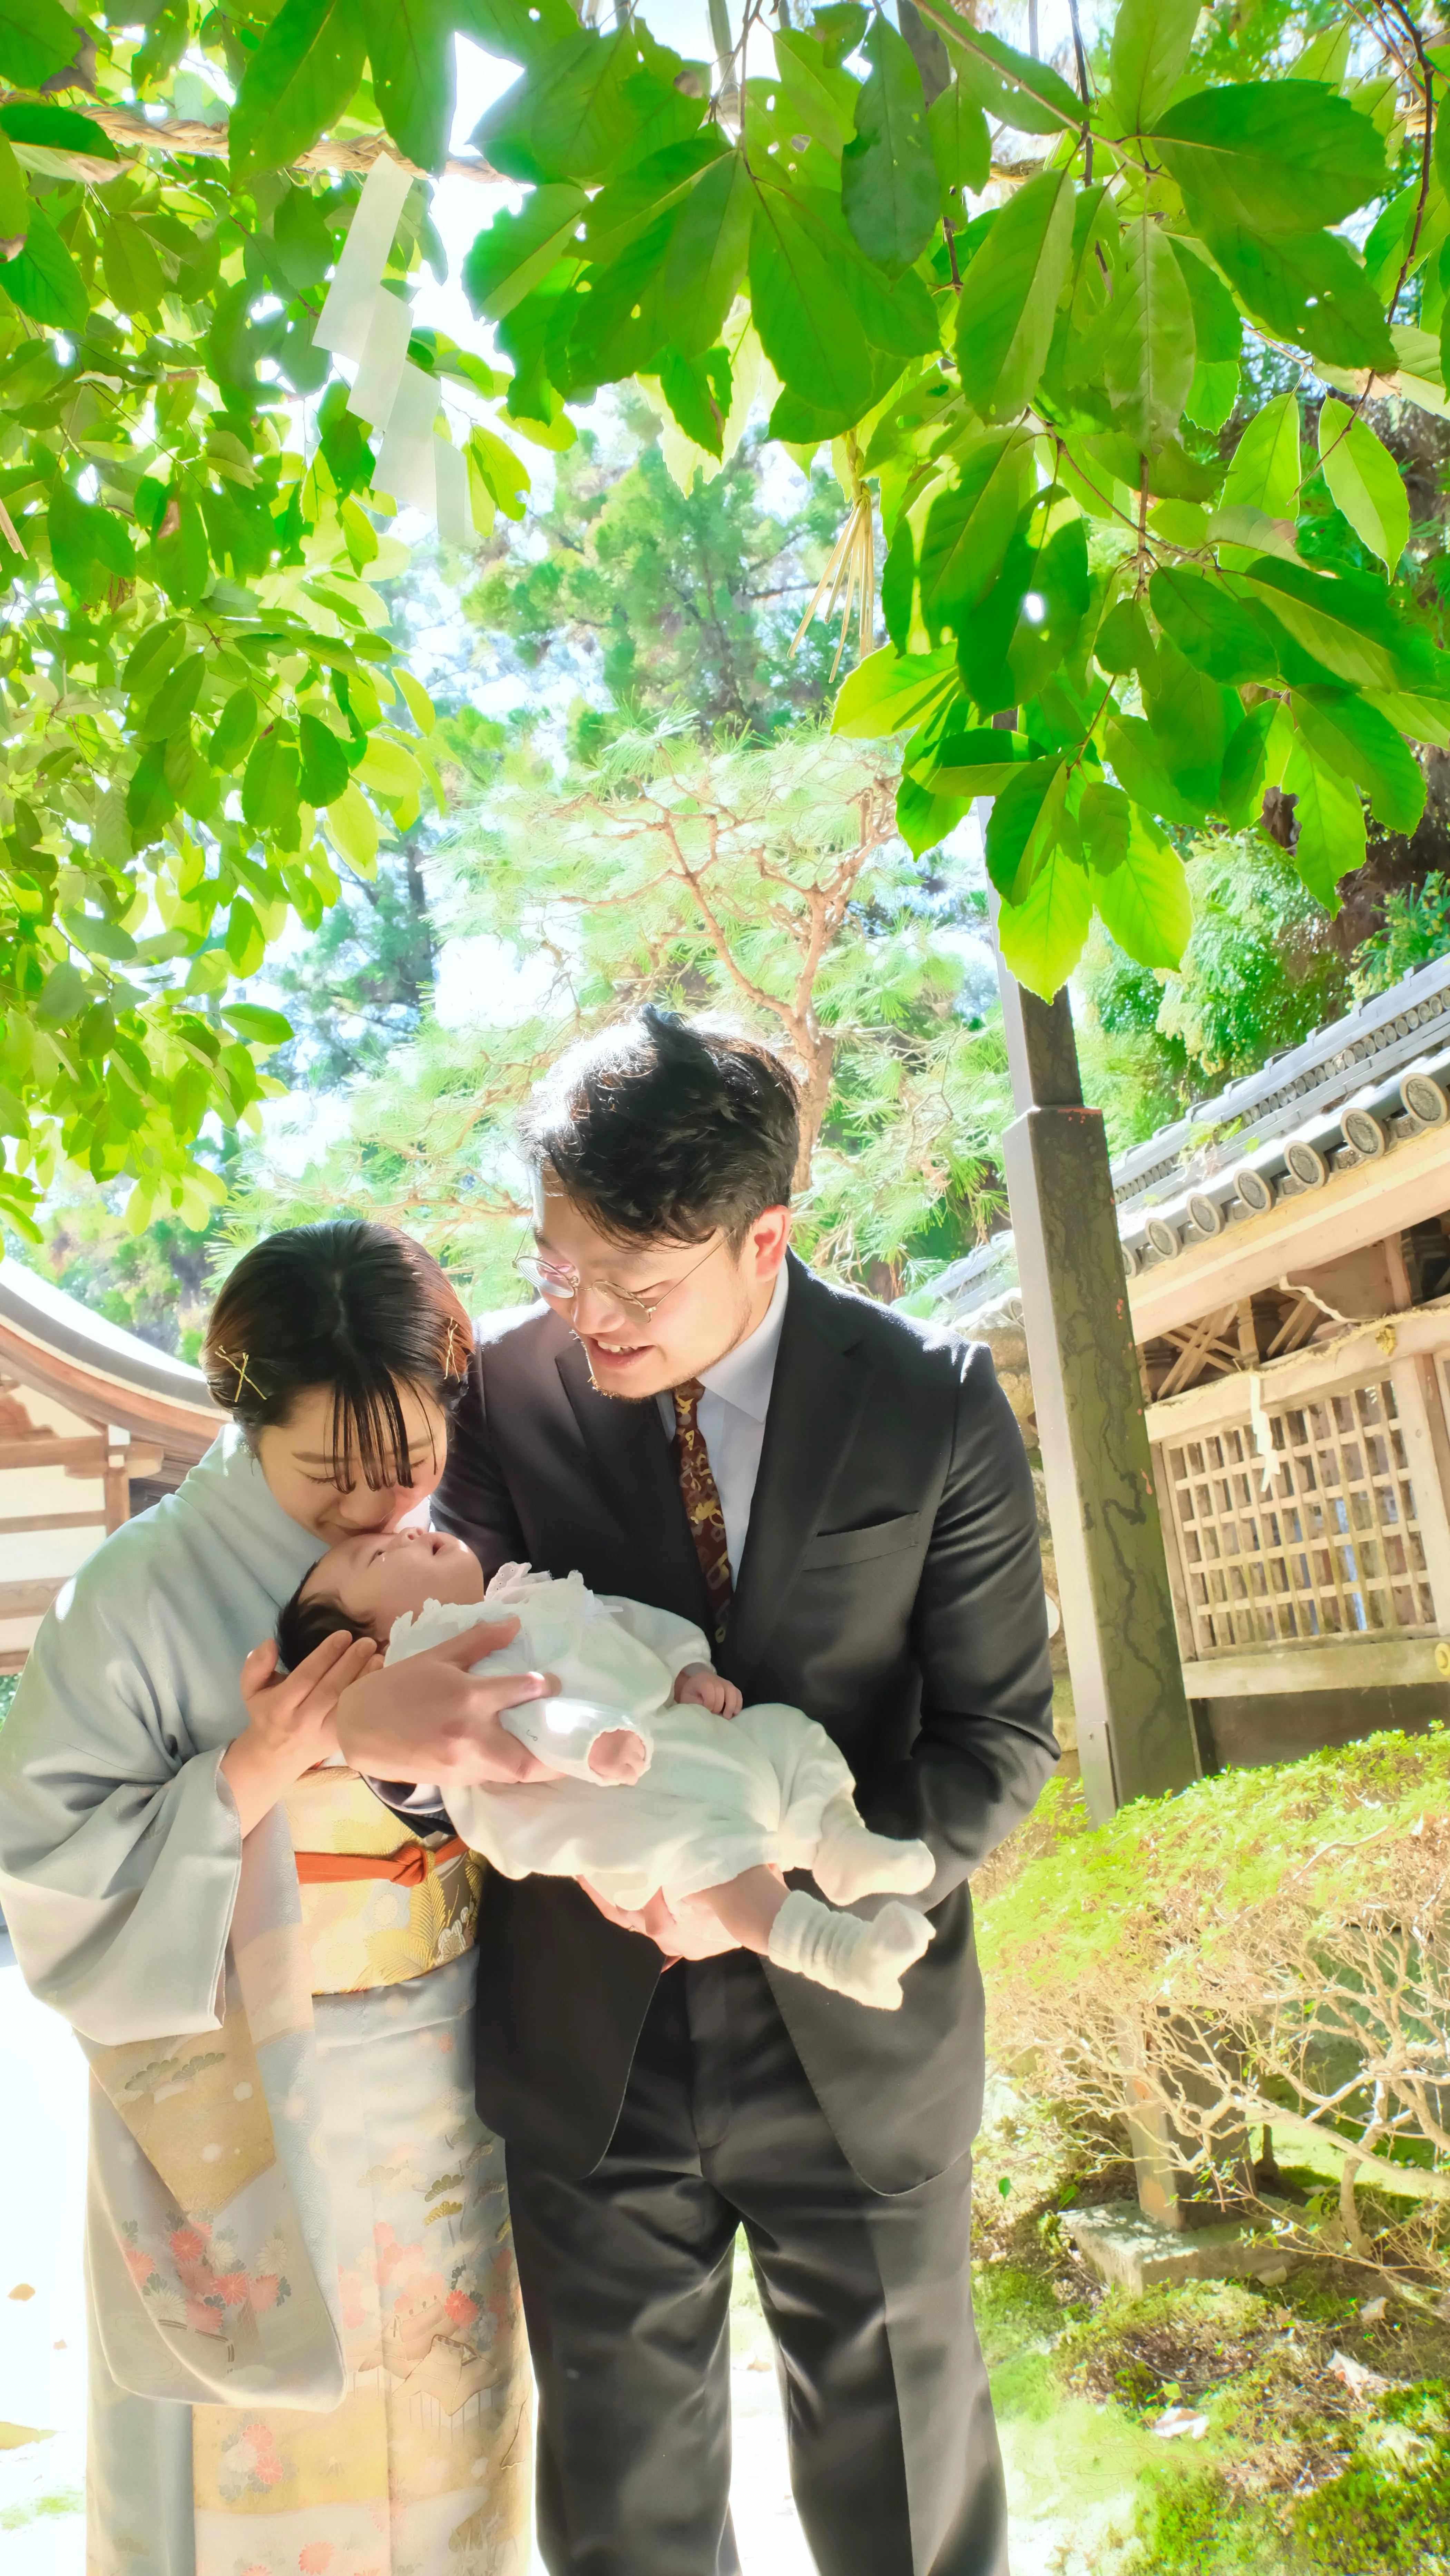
[519,1009,800,1247]
[203,1219,472,1491]
[276,1576,377,1673]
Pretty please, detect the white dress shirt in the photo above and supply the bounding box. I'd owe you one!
[655,1262,789,1581]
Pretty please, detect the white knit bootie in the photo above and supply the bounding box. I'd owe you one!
[811,1792,935,1905]
[766,1889,935,2011]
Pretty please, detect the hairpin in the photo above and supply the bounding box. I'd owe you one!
[444,1319,466,1378]
[216,1346,258,1402]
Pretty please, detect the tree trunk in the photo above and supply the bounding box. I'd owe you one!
[794,1029,835,1188]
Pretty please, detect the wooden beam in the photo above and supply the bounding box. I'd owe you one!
[0,1510,105,1534]
[0,1578,63,1618]
[1128,1120,1450,1344]
[1145,1299,1450,1445]
[1181,1636,1449,1697]
[0,1436,162,1474]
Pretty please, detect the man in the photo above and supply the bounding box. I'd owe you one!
[339,1007,1057,2576]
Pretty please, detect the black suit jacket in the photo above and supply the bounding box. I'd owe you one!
[433,1253,1057,2195]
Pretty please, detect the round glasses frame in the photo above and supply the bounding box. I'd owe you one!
[513,1233,723,1325]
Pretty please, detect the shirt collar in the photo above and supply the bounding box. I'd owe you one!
[697,1262,789,1423]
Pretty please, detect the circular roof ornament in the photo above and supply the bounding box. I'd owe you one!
[1342,1107,1388,1160]
[1122,1240,1140,1279]
[1402,1072,1450,1128]
[1186,1192,1224,1238]
[1146,1216,1181,1260]
[1236,1167,1275,1216]
[1285,1139,1329,1189]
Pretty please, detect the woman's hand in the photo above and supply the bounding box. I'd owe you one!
[220,1629,381,1838]
[333,1617,564,1786]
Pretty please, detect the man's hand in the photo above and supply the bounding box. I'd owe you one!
[578,1880,743,1960]
[334,1617,563,1786]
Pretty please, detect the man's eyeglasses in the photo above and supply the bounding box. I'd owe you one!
[513,1234,722,1325]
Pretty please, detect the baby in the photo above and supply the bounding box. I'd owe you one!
[278,1526,937,2011]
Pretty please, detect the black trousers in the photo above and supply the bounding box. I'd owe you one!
[505,1951,1008,2576]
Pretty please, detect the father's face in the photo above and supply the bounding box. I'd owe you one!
[532,1179,790,1399]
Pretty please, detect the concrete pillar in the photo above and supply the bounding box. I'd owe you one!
[995,964,1199,1822]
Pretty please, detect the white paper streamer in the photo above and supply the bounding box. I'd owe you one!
[310,150,473,544]
[376,363,441,512]
[314,155,415,357]
[345,285,412,432]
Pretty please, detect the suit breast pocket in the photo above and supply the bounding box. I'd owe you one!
[797,1512,925,1571]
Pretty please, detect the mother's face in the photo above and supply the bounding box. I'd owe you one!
[254,1381,450,1544]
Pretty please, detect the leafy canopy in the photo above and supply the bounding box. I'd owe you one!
[4,0,1450,1243]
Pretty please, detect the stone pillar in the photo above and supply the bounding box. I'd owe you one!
[995,964,1199,1822]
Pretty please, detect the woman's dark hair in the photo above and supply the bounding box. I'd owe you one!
[518,1008,800,1248]
[203,1220,472,1489]
[276,1575,376,1673]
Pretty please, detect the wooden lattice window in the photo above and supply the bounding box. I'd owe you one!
[1165,1378,1437,1654]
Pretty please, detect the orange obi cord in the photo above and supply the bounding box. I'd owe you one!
[293,1834,470,1888]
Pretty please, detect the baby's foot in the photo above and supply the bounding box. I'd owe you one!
[588,1728,649,1785]
[766,1890,935,2011]
[812,1794,935,1904]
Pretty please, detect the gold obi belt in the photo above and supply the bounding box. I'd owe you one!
[284,1766,483,1996]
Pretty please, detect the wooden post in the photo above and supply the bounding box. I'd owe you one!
[992,934,1199,1822]
[104,1425,132,1535]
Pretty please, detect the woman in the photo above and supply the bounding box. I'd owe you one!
[0,1221,547,2576]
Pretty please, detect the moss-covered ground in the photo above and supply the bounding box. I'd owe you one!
[970,2090,1450,2574]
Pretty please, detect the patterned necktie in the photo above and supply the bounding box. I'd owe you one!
[672,1377,733,1646]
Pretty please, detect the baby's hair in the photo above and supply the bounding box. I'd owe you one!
[277,1575,378,1673]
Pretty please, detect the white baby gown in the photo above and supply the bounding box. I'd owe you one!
[384,1567,938,2010]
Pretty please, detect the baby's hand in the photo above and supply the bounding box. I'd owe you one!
[674,1663,743,1719]
[588,1728,649,1785]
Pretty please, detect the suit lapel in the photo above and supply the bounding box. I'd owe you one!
[555,1338,709,1628]
[726,1258,872,1696]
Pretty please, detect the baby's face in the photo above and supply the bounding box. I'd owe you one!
[303,1526,486,1636]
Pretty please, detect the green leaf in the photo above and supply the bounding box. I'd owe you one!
[0,0,81,89]
[1143,636,1232,805]
[455,0,578,61]
[1151,82,1388,236]
[327,778,379,876]
[895,771,968,857]
[1281,735,1364,909]
[984,758,1066,899]
[774,27,858,157]
[243,727,302,832]
[102,214,168,321]
[1110,0,1199,132]
[231,0,367,181]
[221,1004,294,1049]
[581,136,722,269]
[1204,227,1396,373]
[1149,567,1281,686]
[915,725,1038,796]
[931,16,1082,136]
[1291,687,1425,833]
[1236,557,1434,693]
[272,183,337,293]
[997,836,1091,998]
[298,710,352,807]
[463,186,588,321]
[1167,238,1243,362]
[0,207,85,333]
[35,961,88,1026]
[1078,778,1132,873]
[1094,597,1153,677]
[1365,690,1450,751]
[0,132,26,244]
[1317,397,1409,573]
[151,497,210,609]
[209,689,258,771]
[1104,716,1205,826]
[748,187,878,426]
[1221,389,1301,522]
[0,103,116,160]
[1218,699,1276,826]
[881,516,914,653]
[657,344,731,456]
[831,642,960,738]
[361,0,455,175]
[476,29,661,186]
[955,168,1074,423]
[918,429,1034,638]
[813,4,868,70]
[958,514,1090,715]
[1090,807,1192,967]
[928,81,990,204]
[1104,215,1196,453]
[141,652,207,743]
[842,15,938,278]
[662,151,753,359]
